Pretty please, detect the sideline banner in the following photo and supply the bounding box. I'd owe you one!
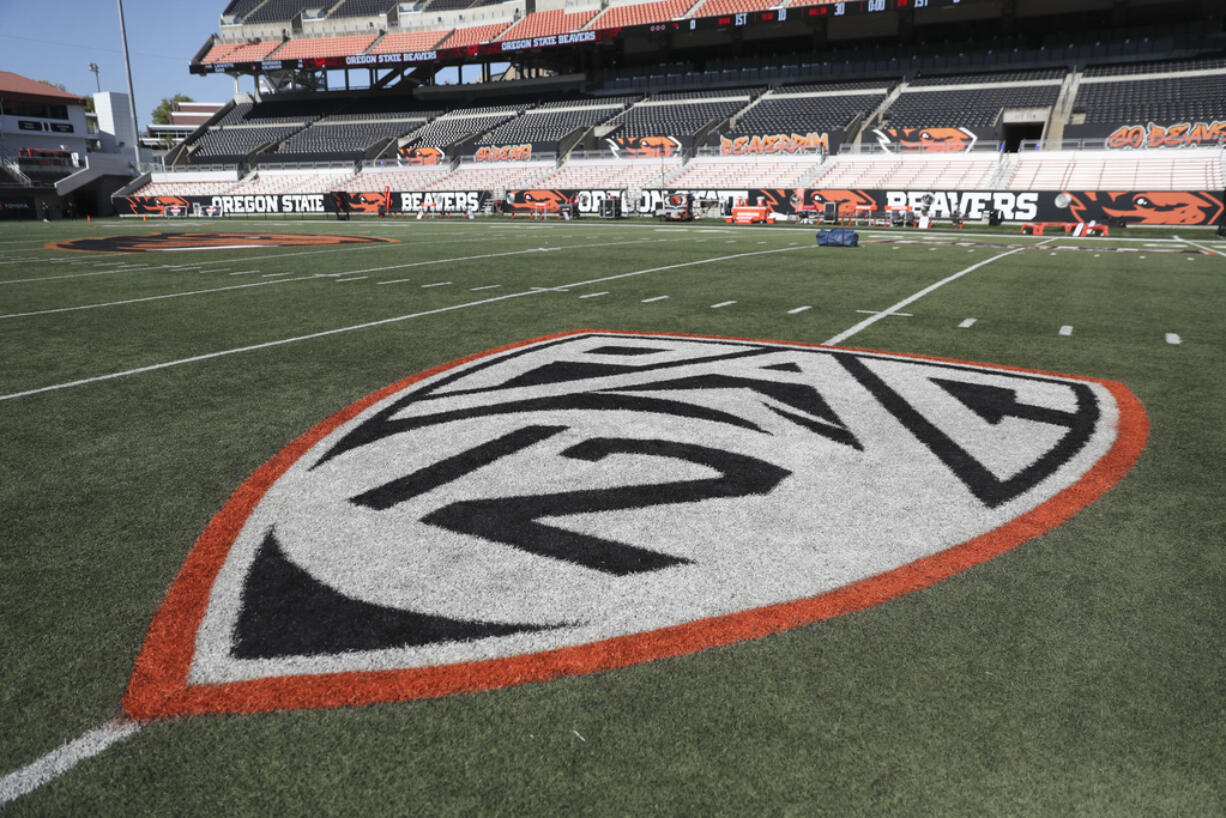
[113,187,1225,225]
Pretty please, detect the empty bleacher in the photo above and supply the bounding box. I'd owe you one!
[497,9,600,41]
[479,104,624,145]
[1072,69,1226,125]
[607,89,757,139]
[272,34,380,60]
[531,158,683,190]
[419,161,554,192]
[1006,149,1225,190]
[884,71,1063,128]
[667,156,824,188]
[588,0,694,30]
[810,155,1000,189]
[224,167,357,195]
[332,165,454,192]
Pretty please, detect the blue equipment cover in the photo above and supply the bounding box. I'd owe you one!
[816,228,859,247]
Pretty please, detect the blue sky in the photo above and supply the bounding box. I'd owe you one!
[0,0,239,125]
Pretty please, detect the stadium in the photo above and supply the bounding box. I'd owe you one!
[1,0,1224,812]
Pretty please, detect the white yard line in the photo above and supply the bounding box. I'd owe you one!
[787,305,812,314]
[0,246,803,403]
[641,295,669,303]
[1178,237,1221,257]
[1059,325,1074,336]
[377,278,413,285]
[469,284,501,291]
[823,240,1048,346]
[711,301,736,309]
[0,276,322,320]
[958,318,977,328]
[1165,333,1181,345]
[0,720,142,807]
[336,276,368,283]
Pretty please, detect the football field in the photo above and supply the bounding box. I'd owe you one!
[2,216,1223,814]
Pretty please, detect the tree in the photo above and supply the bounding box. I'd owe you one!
[151,94,194,125]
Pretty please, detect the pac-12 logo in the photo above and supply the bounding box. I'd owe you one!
[125,332,1146,718]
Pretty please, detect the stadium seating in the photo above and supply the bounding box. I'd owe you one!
[1006,150,1225,190]
[1072,72,1226,124]
[688,0,784,16]
[666,156,824,188]
[242,0,332,24]
[479,105,624,145]
[404,109,519,148]
[418,162,555,192]
[329,0,399,17]
[224,168,357,195]
[371,30,451,54]
[497,9,600,41]
[530,158,683,190]
[438,23,513,49]
[588,0,694,30]
[273,121,423,159]
[272,34,380,60]
[200,40,283,65]
[332,166,454,192]
[608,90,758,139]
[188,126,299,161]
[725,86,892,141]
[809,155,1000,189]
[884,72,1063,128]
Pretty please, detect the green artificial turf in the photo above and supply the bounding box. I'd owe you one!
[1,216,1223,814]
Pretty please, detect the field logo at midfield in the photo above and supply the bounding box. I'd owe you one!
[124,332,1147,718]
[47,232,399,254]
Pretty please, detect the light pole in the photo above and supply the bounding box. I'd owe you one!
[89,63,100,93]
[116,0,142,165]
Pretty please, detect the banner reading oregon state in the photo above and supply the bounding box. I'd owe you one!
[112,188,1224,225]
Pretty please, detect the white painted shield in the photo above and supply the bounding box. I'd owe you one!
[125,332,1146,718]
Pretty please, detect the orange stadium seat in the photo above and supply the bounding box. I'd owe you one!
[498,9,600,42]
[201,40,283,64]
[371,30,451,54]
[439,23,514,49]
[689,0,781,17]
[273,34,379,60]
[590,0,694,30]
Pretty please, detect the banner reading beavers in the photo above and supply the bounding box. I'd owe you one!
[112,188,1224,225]
[719,132,830,155]
[474,145,533,162]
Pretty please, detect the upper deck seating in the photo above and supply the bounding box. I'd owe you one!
[497,9,599,41]
[273,34,379,60]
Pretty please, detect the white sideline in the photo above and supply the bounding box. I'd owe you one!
[823,240,1050,346]
[0,245,803,403]
[0,720,142,807]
